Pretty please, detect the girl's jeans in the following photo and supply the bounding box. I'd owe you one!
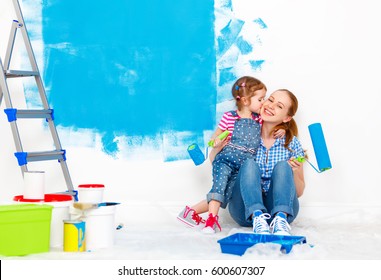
[228,159,299,226]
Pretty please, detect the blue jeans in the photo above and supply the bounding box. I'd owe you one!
[228,159,299,227]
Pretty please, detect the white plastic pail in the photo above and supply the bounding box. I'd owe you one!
[77,184,105,203]
[70,204,116,251]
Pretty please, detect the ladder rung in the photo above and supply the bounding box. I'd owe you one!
[4,70,39,78]
[4,108,54,122]
[14,150,66,166]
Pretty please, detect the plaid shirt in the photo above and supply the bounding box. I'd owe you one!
[255,136,304,193]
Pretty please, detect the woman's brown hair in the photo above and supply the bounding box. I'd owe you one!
[271,89,299,150]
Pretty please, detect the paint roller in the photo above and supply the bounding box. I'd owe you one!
[188,131,230,165]
[298,123,332,173]
[188,124,332,173]
[187,143,207,166]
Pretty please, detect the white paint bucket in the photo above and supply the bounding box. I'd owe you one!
[70,204,116,251]
[77,184,105,203]
[23,171,45,200]
[13,194,73,248]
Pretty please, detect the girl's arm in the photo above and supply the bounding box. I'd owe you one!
[208,128,224,163]
[273,128,285,138]
[209,128,224,143]
[209,136,229,163]
[209,146,220,163]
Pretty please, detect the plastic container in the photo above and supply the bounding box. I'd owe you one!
[77,184,105,203]
[0,204,53,256]
[217,233,307,255]
[23,171,45,200]
[13,194,73,248]
[70,203,116,250]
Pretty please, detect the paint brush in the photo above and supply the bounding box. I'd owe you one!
[73,202,120,210]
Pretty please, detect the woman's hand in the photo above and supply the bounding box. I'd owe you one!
[287,157,302,171]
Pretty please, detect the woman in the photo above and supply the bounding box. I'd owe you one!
[227,89,305,235]
[178,89,305,235]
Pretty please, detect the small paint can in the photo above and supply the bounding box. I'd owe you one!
[63,220,86,252]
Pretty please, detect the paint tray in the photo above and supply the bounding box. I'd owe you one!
[217,233,307,255]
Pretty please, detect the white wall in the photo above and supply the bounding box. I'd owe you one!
[1,0,381,215]
[247,0,381,208]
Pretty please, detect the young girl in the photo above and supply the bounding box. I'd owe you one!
[178,76,284,233]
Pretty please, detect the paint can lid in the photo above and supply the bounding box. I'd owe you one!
[78,184,105,188]
[13,194,73,202]
[63,220,85,224]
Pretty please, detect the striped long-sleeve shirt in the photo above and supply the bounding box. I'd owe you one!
[218,110,262,138]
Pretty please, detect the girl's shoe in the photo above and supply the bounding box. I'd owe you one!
[202,213,222,234]
[177,206,205,227]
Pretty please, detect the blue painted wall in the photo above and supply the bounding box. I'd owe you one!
[40,0,267,160]
[42,0,216,157]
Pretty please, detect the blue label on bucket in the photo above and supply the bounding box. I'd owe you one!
[64,220,86,252]
[74,222,86,249]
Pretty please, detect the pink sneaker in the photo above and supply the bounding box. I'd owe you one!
[177,206,205,227]
[202,213,222,234]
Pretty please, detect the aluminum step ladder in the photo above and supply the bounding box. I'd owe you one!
[0,0,75,196]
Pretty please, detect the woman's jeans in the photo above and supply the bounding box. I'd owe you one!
[228,159,299,227]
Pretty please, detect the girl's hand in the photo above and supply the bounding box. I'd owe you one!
[273,128,286,139]
[208,137,229,163]
[288,157,303,171]
[213,137,229,149]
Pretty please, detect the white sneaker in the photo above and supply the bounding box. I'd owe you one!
[270,212,291,235]
[252,210,271,234]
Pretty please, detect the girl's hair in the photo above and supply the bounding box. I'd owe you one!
[232,76,267,110]
[271,89,299,150]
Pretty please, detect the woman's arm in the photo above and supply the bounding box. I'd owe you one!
[288,159,305,197]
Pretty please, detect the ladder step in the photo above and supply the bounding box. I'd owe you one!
[4,70,39,78]
[4,108,54,122]
[14,150,66,166]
